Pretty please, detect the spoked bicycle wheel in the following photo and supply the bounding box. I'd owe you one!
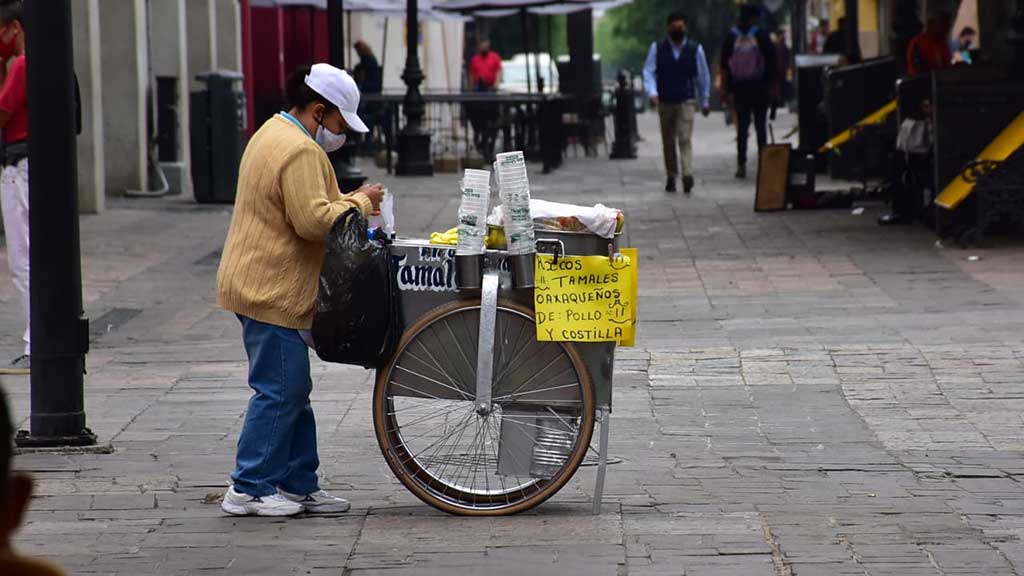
[373,299,595,515]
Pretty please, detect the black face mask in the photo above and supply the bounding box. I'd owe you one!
[668,29,686,43]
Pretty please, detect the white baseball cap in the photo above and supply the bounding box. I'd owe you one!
[304,63,369,133]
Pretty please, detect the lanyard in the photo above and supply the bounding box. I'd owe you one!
[279,111,312,139]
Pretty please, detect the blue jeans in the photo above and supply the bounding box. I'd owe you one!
[231,315,320,497]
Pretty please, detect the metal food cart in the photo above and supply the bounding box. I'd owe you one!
[371,228,618,516]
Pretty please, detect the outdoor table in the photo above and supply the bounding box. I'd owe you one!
[362,91,570,173]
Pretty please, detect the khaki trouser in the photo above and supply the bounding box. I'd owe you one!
[657,100,697,178]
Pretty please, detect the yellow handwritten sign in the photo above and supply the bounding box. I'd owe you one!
[534,249,637,346]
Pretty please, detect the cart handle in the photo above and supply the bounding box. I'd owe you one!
[536,238,566,264]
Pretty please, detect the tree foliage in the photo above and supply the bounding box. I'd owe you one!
[596,0,793,75]
[485,14,568,58]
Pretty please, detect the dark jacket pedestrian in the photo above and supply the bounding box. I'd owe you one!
[822,17,860,64]
[719,4,777,178]
[353,41,383,95]
[352,41,382,136]
[643,11,711,194]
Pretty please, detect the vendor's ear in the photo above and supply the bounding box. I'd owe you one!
[312,102,326,122]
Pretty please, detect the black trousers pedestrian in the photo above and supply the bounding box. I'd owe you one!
[891,152,932,220]
[733,85,769,167]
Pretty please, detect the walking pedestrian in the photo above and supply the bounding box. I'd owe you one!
[0,1,30,375]
[770,30,791,120]
[719,4,777,180]
[353,40,383,152]
[643,11,711,194]
[467,39,503,160]
[907,10,953,77]
[809,19,829,54]
[468,39,502,92]
[352,41,383,95]
[217,64,385,517]
[823,17,855,64]
[952,26,975,65]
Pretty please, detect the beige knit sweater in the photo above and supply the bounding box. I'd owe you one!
[216,114,372,330]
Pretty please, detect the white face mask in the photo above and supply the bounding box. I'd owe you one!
[315,113,347,153]
[315,124,347,153]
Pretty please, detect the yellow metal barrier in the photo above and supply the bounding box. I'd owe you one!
[935,111,1024,210]
[818,99,898,154]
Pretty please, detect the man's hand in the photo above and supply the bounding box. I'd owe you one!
[701,106,711,117]
[649,94,658,107]
[356,182,385,213]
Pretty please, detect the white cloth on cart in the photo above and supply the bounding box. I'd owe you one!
[488,199,620,239]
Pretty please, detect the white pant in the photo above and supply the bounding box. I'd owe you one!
[1,158,29,354]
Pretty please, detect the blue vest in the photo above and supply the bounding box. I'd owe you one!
[656,40,698,104]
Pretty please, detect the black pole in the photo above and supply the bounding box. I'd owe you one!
[1010,0,1024,75]
[890,0,921,75]
[567,9,594,99]
[610,70,637,159]
[532,14,543,94]
[327,0,367,191]
[16,0,95,447]
[792,0,807,55]
[328,0,345,68]
[547,14,554,89]
[844,0,862,63]
[520,9,532,95]
[396,0,433,175]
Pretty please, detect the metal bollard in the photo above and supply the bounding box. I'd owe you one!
[610,70,638,159]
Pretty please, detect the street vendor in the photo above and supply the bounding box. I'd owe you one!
[216,63,384,517]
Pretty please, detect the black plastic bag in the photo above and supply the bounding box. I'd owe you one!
[312,207,401,369]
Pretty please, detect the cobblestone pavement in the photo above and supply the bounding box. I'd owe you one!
[1,111,1023,575]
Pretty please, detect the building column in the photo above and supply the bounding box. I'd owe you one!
[150,0,191,197]
[187,0,217,87]
[215,0,243,72]
[71,0,104,213]
[98,0,148,195]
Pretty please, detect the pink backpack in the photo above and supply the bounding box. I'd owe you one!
[728,26,765,82]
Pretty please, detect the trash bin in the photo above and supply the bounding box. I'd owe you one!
[191,71,247,204]
[795,54,840,170]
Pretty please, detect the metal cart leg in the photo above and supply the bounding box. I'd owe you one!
[475,271,500,414]
[592,408,610,515]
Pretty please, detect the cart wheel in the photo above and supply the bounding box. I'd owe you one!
[373,299,595,515]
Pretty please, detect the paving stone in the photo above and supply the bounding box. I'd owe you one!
[3,110,1024,575]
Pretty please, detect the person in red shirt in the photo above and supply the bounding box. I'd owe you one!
[467,39,502,161]
[468,40,502,91]
[0,1,29,374]
[907,10,953,77]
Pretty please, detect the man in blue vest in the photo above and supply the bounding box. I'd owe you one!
[643,12,711,194]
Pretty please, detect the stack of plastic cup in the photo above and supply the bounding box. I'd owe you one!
[455,168,491,256]
[494,151,535,256]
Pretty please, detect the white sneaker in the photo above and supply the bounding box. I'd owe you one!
[221,486,303,517]
[279,489,351,513]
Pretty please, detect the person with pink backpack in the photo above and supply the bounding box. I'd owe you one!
[719,4,777,179]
